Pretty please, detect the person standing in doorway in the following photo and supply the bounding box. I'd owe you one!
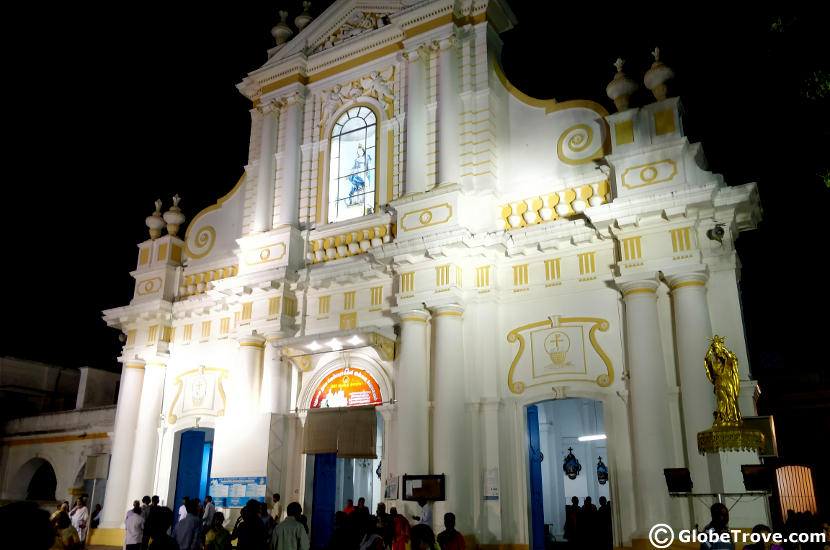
[436,513,465,550]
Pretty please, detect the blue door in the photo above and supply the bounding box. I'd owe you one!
[527,405,546,550]
[174,430,206,526]
[311,452,337,549]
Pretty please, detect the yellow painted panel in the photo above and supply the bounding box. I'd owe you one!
[615,120,634,145]
[654,109,675,135]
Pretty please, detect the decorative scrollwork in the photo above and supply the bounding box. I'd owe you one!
[557,123,604,166]
[186,226,216,259]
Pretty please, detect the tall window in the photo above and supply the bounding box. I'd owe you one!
[328,107,376,223]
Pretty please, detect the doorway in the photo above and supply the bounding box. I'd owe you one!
[308,410,382,549]
[527,398,612,549]
[172,428,214,524]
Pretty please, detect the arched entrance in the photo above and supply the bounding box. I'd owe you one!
[527,398,613,550]
[300,354,389,550]
[12,458,57,501]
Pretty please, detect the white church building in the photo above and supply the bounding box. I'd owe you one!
[92,1,768,548]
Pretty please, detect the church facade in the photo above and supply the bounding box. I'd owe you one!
[95,1,767,548]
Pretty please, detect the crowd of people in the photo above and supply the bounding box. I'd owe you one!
[563,495,612,549]
[6,490,826,550]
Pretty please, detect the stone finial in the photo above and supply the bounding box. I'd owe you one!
[271,10,294,45]
[295,2,313,32]
[606,58,639,112]
[163,194,186,237]
[145,199,165,240]
[644,47,674,101]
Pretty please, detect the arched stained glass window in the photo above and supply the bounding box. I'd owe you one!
[328,107,376,223]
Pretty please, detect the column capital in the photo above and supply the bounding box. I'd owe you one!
[615,273,660,298]
[238,333,266,348]
[123,357,146,370]
[432,36,455,51]
[144,359,167,370]
[663,264,709,291]
[430,303,465,318]
[396,308,431,324]
[257,98,284,115]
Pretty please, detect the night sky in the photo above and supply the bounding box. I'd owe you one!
[3,3,827,489]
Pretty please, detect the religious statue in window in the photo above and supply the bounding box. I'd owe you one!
[596,456,608,485]
[328,107,376,223]
[563,447,582,480]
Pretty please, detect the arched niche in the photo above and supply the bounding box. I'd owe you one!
[10,457,57,501]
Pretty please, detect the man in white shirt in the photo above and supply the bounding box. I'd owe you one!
[125,500,145,550]
[271,493,282,524]
[413,498,433,529]
[178,496,189,522]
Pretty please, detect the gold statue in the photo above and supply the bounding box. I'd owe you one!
[697,335,764,455]
[704,335,742,427]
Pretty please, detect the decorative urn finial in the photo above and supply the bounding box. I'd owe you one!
[606,58,638,112]
[271,10,294,45]
[295,2,313,32]
[145,199,165,240]
[644,48,674,101]
[163,194,186,237]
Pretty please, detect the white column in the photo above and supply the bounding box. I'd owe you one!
[377,405,395,488]
[254,103,280,232]
[126,360,166,505]
[100,357,146,528]
[261,333,291,414]
[616,277,677,535]
[277,90,304,227]
[395,309,431,476]
[431,304,469,531]
[235,334,265,416]
[665,268,717,525]
[403,47,427,195]
[435,36,459,186]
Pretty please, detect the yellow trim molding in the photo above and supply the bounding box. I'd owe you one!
[671,280,705,291]
[1,432,109,447]
[623,287,656,296]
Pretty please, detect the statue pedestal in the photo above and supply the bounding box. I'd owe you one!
[704,450,770,529]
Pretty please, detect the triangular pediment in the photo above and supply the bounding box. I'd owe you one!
[262,0,409,68]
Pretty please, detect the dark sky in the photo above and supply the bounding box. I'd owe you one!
[3,4,827,387]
